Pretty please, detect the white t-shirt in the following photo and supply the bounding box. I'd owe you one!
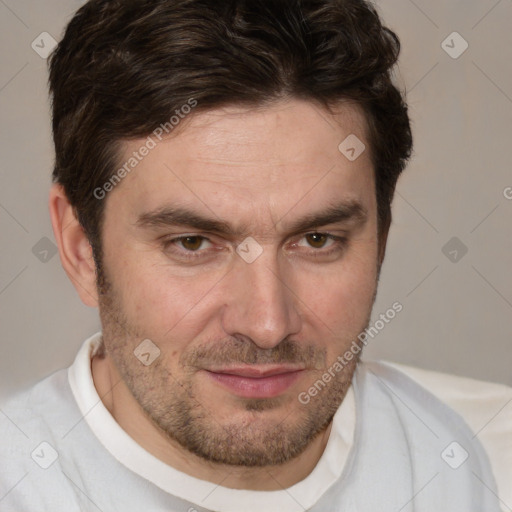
[0,331,510,511]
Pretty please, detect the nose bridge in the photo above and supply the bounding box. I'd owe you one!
[222,249,300,349]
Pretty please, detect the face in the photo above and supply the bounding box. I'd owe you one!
[96,99,380,467]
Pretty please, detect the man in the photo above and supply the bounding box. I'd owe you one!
[0,0,510,510]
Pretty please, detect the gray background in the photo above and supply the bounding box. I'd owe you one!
[1,0,511,401]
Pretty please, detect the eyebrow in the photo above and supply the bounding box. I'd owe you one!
[134,201,367,237]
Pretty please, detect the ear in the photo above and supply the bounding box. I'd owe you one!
[49,183,99,307]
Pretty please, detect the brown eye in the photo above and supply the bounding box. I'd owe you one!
[305,233,329,249]
[180,236,205,251]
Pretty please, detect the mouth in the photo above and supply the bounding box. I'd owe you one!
[203,365,306,399]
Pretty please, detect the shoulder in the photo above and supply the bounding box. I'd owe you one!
[372,361,512,509]
[0,368,81,465]
[0,368,79,435]
[382,361,512,432]
[0,370,85,509]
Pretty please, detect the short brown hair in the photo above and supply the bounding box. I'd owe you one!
[49,0,413,266]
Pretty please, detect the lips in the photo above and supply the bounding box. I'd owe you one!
[204,365,305,399]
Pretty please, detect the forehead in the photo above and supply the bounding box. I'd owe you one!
[106,99,375,232]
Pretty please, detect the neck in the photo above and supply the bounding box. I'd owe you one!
[91,354,333,490]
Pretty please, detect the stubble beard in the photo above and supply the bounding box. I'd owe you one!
[95,258,365,468]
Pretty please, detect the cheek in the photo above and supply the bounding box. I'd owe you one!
[304,271,375,325]
[114,258,223,340]
[297,244,378,339]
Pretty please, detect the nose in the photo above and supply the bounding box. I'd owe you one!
[220,249,302,350]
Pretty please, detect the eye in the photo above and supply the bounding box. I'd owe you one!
[176,236,210,251]
[293,232,347,259]
[297,233,340,250]
[301,233,334,249]
[162,235,213,257]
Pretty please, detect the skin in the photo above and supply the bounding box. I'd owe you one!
[49,98,388,491]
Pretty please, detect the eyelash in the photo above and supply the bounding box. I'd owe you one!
[161,233,347,260]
